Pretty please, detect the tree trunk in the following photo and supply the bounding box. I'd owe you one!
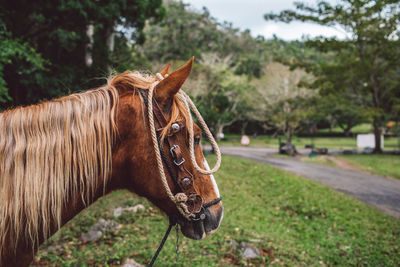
[105,23,116,72]
[373,118,382,153]
[328,116,335,133]
[338,122,353,137]
[397,132,400,151]
[344,123,352,137]
[85,23,94,67]
[285,127,292,144]
[215,124,224,142]
[241,121,248,135]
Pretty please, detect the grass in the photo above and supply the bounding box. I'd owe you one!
[299,154,400,180]
[337,154,400,180]
[219,134,399,150]
[33,155,400,266]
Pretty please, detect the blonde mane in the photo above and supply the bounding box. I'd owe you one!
[0,71,189,258]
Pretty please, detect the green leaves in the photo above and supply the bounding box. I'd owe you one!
[265,0,400,150]
[0,0,164,106]
[0,23,46,103]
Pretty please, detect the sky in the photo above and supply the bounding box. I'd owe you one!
[183,0,347,40]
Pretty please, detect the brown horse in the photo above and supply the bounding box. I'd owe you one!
[0,58,223,266]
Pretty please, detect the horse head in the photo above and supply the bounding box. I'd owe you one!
[110,58,223,240]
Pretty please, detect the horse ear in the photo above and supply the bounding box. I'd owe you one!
[155,57,194,103]
[159,63,171,77]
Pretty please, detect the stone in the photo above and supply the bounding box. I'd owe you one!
[81,230,103,242]
[113,205,145,217]
[239,242,261,259]
[120,258,144,267]
[126,204,145,213]
[81,218,121,242]
[91,218,120,232]
[226,239,239,250]
[114,207,124,217]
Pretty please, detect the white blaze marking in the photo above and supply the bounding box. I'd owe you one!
[203,158,220,198]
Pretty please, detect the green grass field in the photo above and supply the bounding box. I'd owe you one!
[337,154,400,180]
[219,134,399,150]
[34,156,400,266]
[301,154,400,180]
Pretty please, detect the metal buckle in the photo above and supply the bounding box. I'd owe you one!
[173,158,185,166]
[170,145,185,166]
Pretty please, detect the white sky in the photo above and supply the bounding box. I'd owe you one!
[183,0,348,40]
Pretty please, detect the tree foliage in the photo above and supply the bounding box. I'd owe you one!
[0,0,164,106]
[182,54,255,139]
[265,0,400,152]
[139,1,267,78]
[251,62,315,142]
[0,23,45,103]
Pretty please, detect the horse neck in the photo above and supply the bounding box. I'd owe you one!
[2,174,114,267]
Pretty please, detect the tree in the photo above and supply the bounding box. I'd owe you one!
[183,53,254,140]
[311,92,368,136]
[0,22,45,104]
[251,62,315,143]
[265,0,400,152]
[139,0,267,77]
[0,0,164,107]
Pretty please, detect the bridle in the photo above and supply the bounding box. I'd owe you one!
[136,75,222,266]
[138,88,222,220]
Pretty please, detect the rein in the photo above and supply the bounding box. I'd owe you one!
[139,73,222,266]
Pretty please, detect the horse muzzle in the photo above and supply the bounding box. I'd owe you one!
[178,205,223,240]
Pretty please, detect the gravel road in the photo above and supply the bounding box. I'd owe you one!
[219,146,400,219]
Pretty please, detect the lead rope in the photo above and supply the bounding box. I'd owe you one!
[147,73,221,219]
[148,223,180,267]
[148,224,174,267]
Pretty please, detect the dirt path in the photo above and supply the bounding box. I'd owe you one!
[325,156,365,172]
[219,146,400,219]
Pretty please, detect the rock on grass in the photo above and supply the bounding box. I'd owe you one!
[81,218,121,242]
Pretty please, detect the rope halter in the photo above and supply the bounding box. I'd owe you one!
[146,73,221,219]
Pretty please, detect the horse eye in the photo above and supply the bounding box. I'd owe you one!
[194,136,200,145]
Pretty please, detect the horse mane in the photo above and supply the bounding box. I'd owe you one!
[0,70,189,257]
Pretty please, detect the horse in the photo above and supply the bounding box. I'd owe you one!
[0,57,223,266]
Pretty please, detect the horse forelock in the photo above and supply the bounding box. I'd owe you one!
[109,71,190,140]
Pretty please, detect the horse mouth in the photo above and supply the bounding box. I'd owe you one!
[179,220,207,240]
[178,207,223,240]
